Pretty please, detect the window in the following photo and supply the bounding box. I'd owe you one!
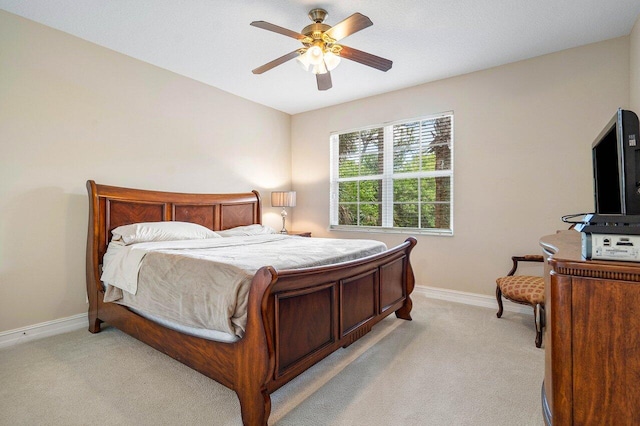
[330,112,453,235]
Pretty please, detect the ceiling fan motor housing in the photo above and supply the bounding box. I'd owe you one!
[308,8,328,23]
[301,23,331,41]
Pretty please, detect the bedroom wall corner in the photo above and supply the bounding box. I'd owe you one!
[0,10,292,334]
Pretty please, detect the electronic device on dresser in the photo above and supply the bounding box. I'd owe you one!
[592,108,640,215]
[576,108,640,260]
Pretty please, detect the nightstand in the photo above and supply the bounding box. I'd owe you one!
[288,231,311,237]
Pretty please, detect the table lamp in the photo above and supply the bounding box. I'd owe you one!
[271,191,296,234]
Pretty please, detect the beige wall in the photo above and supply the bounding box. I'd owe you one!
[1,8,636,333]
[0,11,291,332]
[631,15,640,112]
[291,37,630,296]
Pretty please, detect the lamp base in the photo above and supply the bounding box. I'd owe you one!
[280,208,288,234]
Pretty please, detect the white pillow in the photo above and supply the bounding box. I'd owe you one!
[111,221,221,245]
[216,224,278,237]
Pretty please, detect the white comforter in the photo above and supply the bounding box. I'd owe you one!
[101,235,387,337]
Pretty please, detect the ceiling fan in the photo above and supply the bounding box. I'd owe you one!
[250,8,393,91]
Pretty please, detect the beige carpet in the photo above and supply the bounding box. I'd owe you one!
[0,294,544,425]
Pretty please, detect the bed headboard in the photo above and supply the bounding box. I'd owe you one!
[86,180,262,267]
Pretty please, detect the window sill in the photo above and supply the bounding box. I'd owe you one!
[328,225,453,236]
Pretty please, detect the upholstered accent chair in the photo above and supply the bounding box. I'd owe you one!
[496,255,545,348]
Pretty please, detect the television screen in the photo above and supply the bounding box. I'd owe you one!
[592,109,640,215]
[593,122,622,214]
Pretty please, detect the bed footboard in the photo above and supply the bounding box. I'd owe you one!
[235,237,417,424]
[260,237,417,393]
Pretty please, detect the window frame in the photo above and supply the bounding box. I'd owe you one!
[329,111,454,236]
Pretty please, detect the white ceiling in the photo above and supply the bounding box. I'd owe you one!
[2,1,639,115]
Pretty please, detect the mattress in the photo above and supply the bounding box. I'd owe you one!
[101,234,387,340]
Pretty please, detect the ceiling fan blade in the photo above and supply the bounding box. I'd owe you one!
[316,72,332,91]
[339,45,392,72]
[324,13,373,42]
[252,50,300,74]
[250,21,307,41]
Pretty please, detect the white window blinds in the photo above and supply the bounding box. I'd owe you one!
[330,112,453,234]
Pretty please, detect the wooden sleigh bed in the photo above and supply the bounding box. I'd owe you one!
[85,180,417,425]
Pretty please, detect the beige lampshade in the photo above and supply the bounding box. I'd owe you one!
[271,191,296,208]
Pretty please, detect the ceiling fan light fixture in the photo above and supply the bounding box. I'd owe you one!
[311,61,328,75]
[324,51,341,71]
[307,45,324,65]
[296,50,311,71]
[296,45,323,69]
[297,45,335,74]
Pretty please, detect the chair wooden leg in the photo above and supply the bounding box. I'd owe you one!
[534,304,544,348]
[535,328,542,347]
[496,285,504,318]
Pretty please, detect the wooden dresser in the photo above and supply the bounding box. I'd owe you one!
[540,231,640,425]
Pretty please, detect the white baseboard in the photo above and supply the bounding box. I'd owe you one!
[0,286,530,350]
[0,313,88,350]
[414,285,533,315]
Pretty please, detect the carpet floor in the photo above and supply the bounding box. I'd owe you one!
[0,294,544,425]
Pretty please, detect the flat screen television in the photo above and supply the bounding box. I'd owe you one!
[592,108,640,215]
